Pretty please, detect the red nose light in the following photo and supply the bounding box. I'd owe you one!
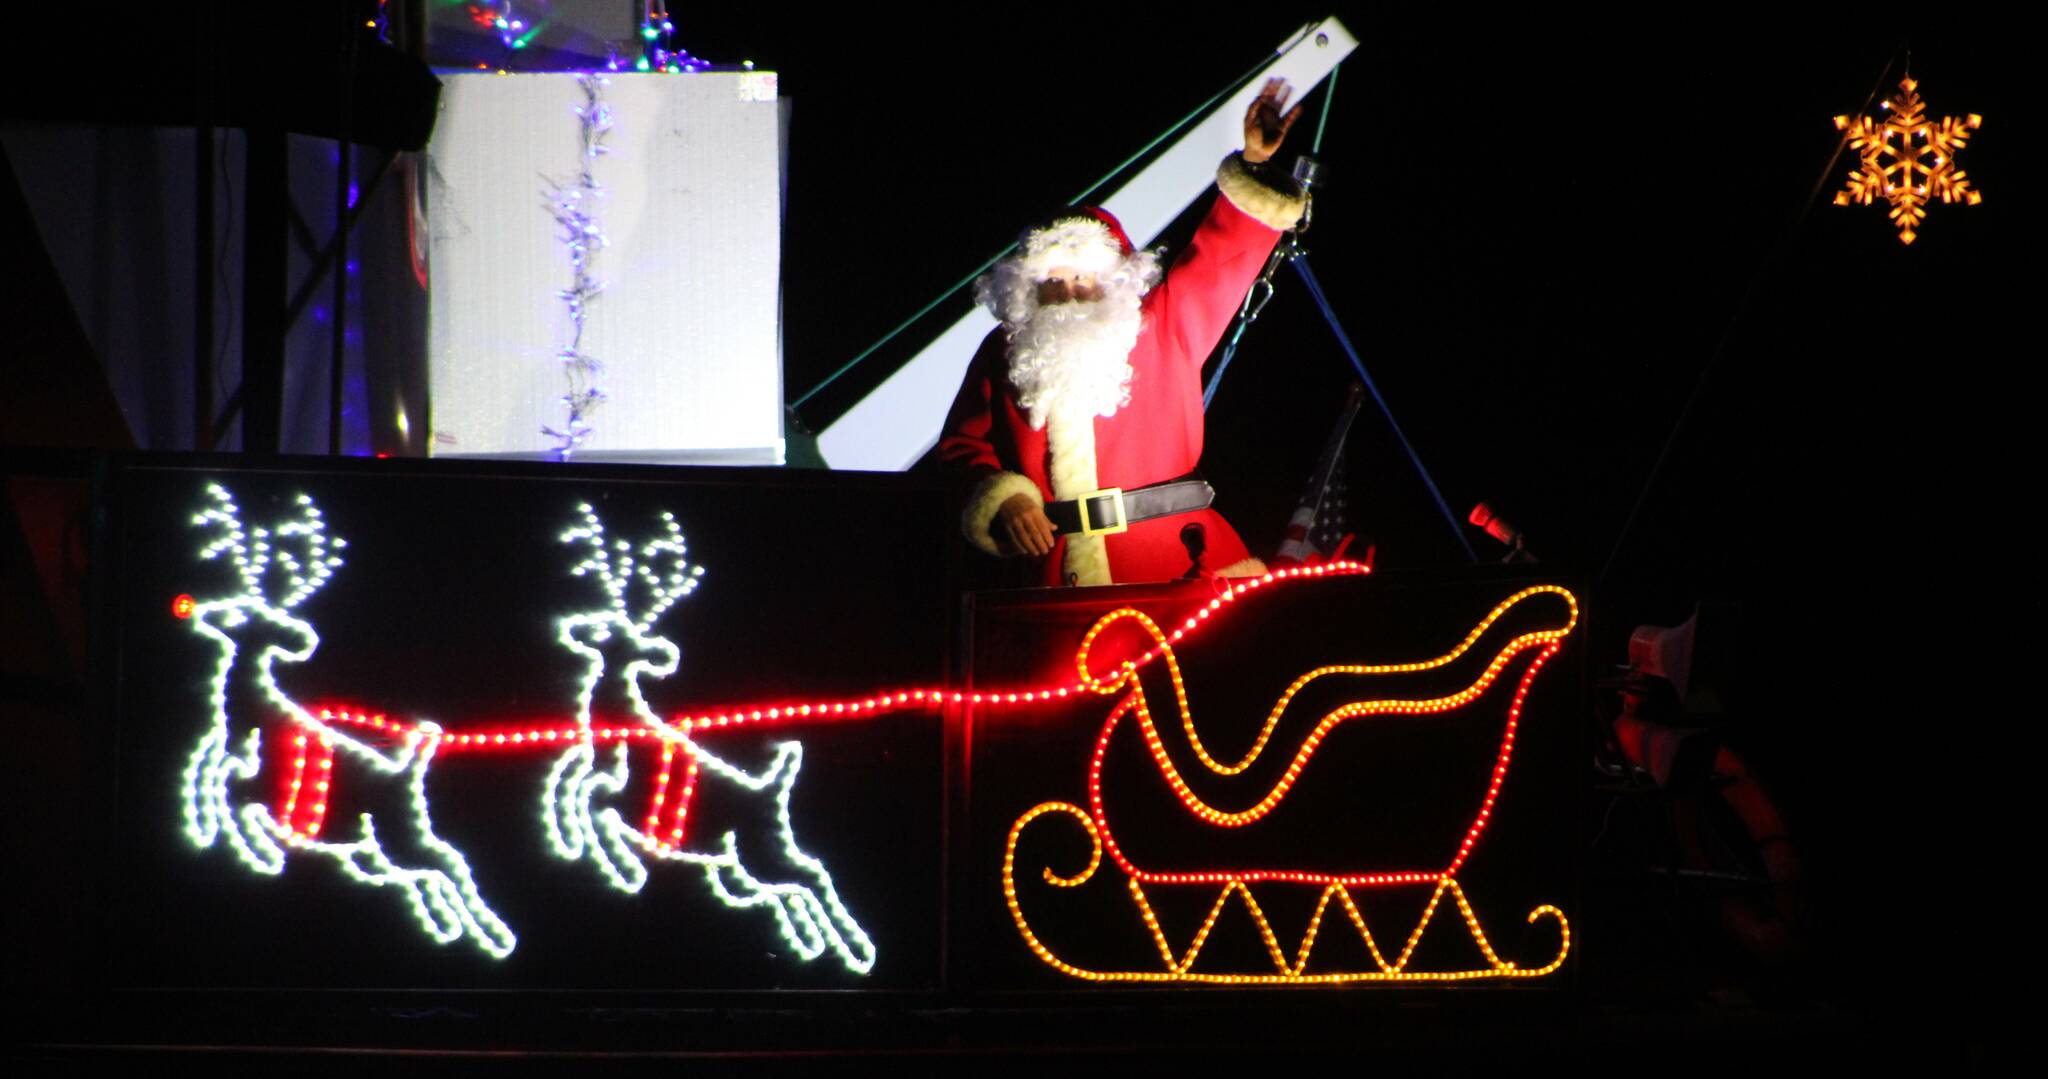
[172,594,196,619]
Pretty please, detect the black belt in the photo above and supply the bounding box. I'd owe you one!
[1044,479,1214,537]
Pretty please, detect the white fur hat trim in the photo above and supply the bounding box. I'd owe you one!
[1018,218,1126,279]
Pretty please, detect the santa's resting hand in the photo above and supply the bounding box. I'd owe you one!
[995,493,1057,557]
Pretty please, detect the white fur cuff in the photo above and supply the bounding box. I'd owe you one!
[962,471,1043,556]
[1216,154,1306,230]
[1216,556,1270,578]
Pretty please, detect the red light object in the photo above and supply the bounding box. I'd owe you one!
[293,562,1376,849]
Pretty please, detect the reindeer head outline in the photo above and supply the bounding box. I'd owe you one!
[187,484,345,663]
[543,503,705,891]
[555,502,704,727]
[179,484,347,871]
[178,483,517,959]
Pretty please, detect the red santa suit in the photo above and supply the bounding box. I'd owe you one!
[940,154,1306,587]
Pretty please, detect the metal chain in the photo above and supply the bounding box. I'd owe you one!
[1202,187,1310,410]
[1247,197,1310,323]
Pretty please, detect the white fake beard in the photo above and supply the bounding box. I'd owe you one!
[1005,297,1142,431]
[981,263,1154,431]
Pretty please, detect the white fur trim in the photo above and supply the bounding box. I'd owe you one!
[1216,154,1305,231]
[962,471,1042,557]
[1045,411,1112,587]
[1019,218,1125,279]
[1062,530,1112,587]
[1216,556,1269,578]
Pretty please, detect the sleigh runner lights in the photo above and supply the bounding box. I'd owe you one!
[1001,587,1577,984]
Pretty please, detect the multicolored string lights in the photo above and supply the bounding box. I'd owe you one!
[632,2,704,73]
[465,2,538,67]
[271,561,1377,968]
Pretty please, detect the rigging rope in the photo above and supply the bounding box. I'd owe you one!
[1595,42,1909,584]
[789,51,1280,412]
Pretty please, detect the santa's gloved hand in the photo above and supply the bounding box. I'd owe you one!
[995,494,1058,557]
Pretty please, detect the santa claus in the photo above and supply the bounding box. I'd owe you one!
[939,78,1308,586]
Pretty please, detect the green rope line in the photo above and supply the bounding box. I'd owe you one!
[1311,61,1339,154]
[1065,50,1276,209]
[788,252,1011,412]
[1596,42,1907,585]
[789,51,1278,412]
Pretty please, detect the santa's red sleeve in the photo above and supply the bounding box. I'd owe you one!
[937,329,1041,557]
[1145,153,1307,372]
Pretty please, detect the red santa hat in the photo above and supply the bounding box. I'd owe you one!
[1017,206,1135,280]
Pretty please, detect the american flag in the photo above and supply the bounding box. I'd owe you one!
[1273,385,1366,567]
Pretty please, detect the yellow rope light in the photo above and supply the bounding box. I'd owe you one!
[1002,802,1568,984]
[1002,587,1578,984]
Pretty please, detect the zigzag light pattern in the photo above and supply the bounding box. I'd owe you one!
[1002,803,1569,984]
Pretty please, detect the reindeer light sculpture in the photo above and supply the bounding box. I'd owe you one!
[540,503,876,974]
[176,483,516,958]
[175,485,875,972]
[541,503,698,893]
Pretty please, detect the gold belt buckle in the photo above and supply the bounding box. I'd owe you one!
[1076,488,1128,536]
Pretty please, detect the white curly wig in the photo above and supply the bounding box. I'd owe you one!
[974,217,1162,431]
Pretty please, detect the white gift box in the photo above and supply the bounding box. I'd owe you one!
[426,71,785,463]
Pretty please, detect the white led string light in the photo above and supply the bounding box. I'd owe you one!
[178,485,873,972]
[281,722,517,957]
[543,502,697,891]
[541,503,875,974]
[649,741,877,973]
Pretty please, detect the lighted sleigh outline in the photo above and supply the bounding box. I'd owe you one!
[176,484,872,971]
[1000,584,1577,983]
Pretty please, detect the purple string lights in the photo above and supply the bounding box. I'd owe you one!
[542,74,613,457]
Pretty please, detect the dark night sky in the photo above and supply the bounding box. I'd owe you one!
[671,13,2021,1013]
[674,13,2021,589]
[689,14,2025,691]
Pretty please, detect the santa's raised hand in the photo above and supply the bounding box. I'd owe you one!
[1243,78,1304,165]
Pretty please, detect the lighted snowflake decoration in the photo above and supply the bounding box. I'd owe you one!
[1833,76,1983,244]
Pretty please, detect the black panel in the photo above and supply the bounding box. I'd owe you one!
[100,456,949,992]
